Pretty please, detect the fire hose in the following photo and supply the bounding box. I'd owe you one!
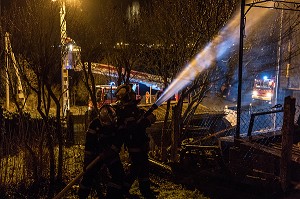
[53,154,103,199]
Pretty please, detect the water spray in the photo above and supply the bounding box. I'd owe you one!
[149,4,270,110]
[141,2,272,122]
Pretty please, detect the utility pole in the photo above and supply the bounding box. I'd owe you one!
[286,13,292,89]
[60,0,70,117]
[5,36,10,110]
[58,0,81,117]
[0,0,9,110]
[274,9,284,106]
[5,32,26,109]
[236,0,246,138]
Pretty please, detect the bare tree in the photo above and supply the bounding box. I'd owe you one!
[66,5,106,119]
[1,0,76,196]
[140,0,239,162]
[95,1,146,86]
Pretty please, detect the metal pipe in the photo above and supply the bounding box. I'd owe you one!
[236,0,246,138]
[274,8,283,107]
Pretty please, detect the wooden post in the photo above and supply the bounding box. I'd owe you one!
[150,86,152,104]
[66,110,74,146]
[280,96,296,192]
[171,105,180,162]
[0,105,3,135]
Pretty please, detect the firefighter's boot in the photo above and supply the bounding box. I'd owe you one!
[78,187,90,199]
[106,182,124,199]
[139,180,158,198]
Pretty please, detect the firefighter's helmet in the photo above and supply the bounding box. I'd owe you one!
[115,84,136,104]
[99,104,117,126]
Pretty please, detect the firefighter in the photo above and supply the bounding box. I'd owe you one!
[78,104,125,199]
[114,84,157,198]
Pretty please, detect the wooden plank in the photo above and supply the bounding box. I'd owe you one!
[280,96,296,192]
[242,141,300,164]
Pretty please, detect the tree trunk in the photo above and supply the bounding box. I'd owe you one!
[161,99,171,162]
[171,104,180,162]
[47,126,55,198]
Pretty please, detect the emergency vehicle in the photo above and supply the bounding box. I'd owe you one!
[252,76,275,102]
[88,85,117,111]
[88,83,142,111]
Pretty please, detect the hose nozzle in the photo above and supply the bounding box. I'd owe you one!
[144,103,158,118]
[138,103,158,123]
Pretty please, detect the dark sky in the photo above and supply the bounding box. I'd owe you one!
[0,0,151,13]
[1,0,10,8]
[0,0,151,24]
[0,0,142,11]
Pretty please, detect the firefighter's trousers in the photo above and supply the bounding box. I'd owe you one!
[124,147,151,196]
[78,150,124,199]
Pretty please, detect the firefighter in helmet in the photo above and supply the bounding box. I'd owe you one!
[78,104,125,199]
[114,83,157,198]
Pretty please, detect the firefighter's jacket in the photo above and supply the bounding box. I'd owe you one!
[115,103,154,148]
[114,102,156,195]
[79,117,125,199]
[83,117,121,167]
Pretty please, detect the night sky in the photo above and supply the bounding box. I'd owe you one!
[1,0,10,8]
[0,0,147,13]
[85,0,149,18]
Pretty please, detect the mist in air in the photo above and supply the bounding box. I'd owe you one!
[155,2,275,106]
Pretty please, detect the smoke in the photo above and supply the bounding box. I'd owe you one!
[155,1,276,106]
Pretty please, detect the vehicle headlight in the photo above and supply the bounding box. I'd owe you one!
[252,91,258,96]
[266,92,273,98]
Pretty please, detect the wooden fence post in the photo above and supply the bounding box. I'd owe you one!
[66,110,74,146]
[280,96,296,192]
[171,105,180,162]
[0,105,3,135]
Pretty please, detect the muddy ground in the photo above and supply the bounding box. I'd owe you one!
[142,163,300,199]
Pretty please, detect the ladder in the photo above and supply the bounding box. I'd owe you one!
[4,32,25,108]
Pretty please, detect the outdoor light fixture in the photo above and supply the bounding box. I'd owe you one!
[252,90,258,96]
[109,82,116,86]
[266,92,273,98]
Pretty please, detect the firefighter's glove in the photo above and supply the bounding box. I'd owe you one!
[139,113,156,128]
[102,148,117,159]
[146,113,156,125]
[138,113,156,128]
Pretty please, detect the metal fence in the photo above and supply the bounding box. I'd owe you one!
[1,98,299,192]
[146,97,300,187]
[0,111,86,188]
